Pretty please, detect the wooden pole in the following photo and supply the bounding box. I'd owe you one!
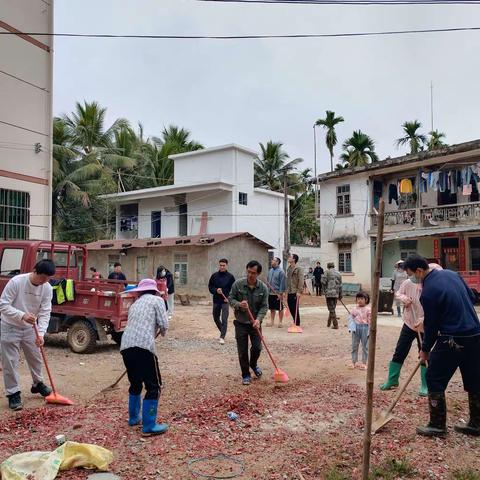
[361,198,385,480]
[283,170,290,269]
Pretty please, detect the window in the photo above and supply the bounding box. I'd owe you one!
[336,185,351,215]
[0,189,30,240]
[239,192,248,206]
[338,243,352,273]
[120,204,138,232]
[0,248,24,276]
[36,249,77,267]
[179,204,187,236]
[174,253,188,285]
[151,211,161,238]
[470,237,480,270]
[399,240,417,261]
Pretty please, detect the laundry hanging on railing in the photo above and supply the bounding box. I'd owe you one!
[399,178,413,194]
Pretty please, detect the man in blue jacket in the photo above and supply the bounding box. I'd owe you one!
[404,254,480,437]
[266,257,286,328]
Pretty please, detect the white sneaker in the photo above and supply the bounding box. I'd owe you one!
[219,338,225,345]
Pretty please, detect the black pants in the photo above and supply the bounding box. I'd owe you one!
[315,281,322,296]
[121,347,162,400]
[427,335,480,393]
[287,293,300,326]
[234,321,262,377]
[213,303,229,339]
[392,324,422,364]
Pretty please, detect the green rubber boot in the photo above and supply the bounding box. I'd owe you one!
[380,361,402,391]
[419,365,428,397]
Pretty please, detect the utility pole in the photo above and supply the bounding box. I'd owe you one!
[283,169,290,269]
[313,123,321,247]
[430,81,434,132]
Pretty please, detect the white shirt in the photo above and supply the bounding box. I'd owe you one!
[120,294,169,354]
[0,273,53,336]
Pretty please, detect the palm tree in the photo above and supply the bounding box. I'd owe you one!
[396,120,427,154]
[340,130,378,168]
[254,141,302,191]
[427,130,447,151]
[315,110,345,172]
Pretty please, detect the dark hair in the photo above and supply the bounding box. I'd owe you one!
[90,267,97,272]
[403,254,429,272]
[34,259,56,276]
[275,257,281,265]
[327,262,335,269]
[156,265,166,279]
[246,260,262,274]
[291,254,299,263]
[114,262,121,268]
[356,291,370,304]
[219,258,228,264]
[316,261,321,265]
[139,290,158,297]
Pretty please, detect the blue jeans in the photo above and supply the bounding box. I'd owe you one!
[352,324,369,364]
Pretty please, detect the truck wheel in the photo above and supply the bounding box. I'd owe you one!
[111,331,123,345]
[67,320,97,354]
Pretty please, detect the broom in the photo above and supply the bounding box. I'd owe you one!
[287,295,303,333]
[265,280,289,319]
[221,292,288,383]
[33,324,74,406]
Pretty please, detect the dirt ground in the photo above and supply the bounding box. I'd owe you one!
[1,296,479,480]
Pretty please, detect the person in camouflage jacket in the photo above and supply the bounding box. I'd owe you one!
[321,263,343,329]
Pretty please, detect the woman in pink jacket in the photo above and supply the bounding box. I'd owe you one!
[380,263,442,396]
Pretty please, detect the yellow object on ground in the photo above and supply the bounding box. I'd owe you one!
[0,441,114,480]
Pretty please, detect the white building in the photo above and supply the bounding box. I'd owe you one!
[104,144,291,257]
[316,140,480,290]
[0,0,54,240]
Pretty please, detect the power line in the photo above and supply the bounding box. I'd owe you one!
[197,0,480,3]
[0,26,479,40]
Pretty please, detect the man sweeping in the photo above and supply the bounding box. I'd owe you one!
[286,254,303,326]
[322,262,343,329]
[229,260,268,386]
[208,258,235,344]
[403,255,480,437]
[0,259,56,410]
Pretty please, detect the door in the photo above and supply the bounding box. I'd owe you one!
[136,256,148,281]
[441,238,459,271]
[151,211,161,238]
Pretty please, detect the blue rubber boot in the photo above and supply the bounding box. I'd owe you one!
[142,399,169,435]
[419,365,428,397]
[128,394,142,426]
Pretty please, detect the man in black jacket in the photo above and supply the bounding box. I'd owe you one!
[156,266,174,319]
[208,259,235,344]
[404,254,480,437]
[313,262,324,296]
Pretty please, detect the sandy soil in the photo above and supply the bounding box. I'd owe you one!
[0,296,479,480]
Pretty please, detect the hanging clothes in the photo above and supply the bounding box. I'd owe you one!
[428,171,439,191]
[399,178,413,194]
[463,184,473,196]
[461,167,472,187]
[449,171,457,192]
[420,172,428,193]
[438,171,448,193]
[388,183,398,205]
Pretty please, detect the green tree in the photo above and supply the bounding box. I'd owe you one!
[396,120,427,154]
[254,141,302,191]
[315,110,345,172]
[340,130,378,167]
[427,130,447,151]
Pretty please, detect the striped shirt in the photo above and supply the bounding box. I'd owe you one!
[120,294,168,354]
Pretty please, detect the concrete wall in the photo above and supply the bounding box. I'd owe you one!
[0,0,53,240]
[319,173,371,288]
[87,236,270,297]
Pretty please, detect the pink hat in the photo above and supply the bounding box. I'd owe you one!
[125,278,161,295]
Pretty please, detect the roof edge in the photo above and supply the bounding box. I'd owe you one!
[169,143,258,160]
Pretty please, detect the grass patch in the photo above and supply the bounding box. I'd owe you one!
[370,458,416,479]
[451,470,480,480]
[324,466,349,480]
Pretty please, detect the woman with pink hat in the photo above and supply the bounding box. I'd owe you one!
[120,278,169,435]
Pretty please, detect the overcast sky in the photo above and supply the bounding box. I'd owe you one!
[53,0,480,174]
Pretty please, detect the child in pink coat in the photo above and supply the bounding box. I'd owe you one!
[349,291,371,370]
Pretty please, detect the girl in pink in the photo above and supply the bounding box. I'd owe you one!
[349,291,371,370]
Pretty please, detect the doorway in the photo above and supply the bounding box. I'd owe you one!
[441,238,459,271]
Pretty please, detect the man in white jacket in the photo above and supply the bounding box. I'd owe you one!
[0,259,56,410]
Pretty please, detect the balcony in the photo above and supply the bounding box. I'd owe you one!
[370,201,480,234]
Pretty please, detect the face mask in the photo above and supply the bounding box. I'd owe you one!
[160,270,166,277]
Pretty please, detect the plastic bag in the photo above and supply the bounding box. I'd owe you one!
[0,441,113,480]
[348,314,357,333]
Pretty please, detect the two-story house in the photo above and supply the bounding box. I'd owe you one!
[103,144,290,258]
[316,140,480,290]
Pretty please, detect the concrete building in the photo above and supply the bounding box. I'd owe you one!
[316,140,480,290]
[0,0,54,240]
[103,144,291,258]
[86,232,272,297]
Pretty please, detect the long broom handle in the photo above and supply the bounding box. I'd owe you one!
[340,298,351,315]
[33,323,57,395]
[221,292,281,371]
[265,280,284,301]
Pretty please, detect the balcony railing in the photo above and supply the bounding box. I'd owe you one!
[371,201,480,231]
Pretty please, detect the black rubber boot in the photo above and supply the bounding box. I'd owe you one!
[7,392,23,411]
[454,392,480,436]
[417,392,447,437]
[31,382,52,397]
